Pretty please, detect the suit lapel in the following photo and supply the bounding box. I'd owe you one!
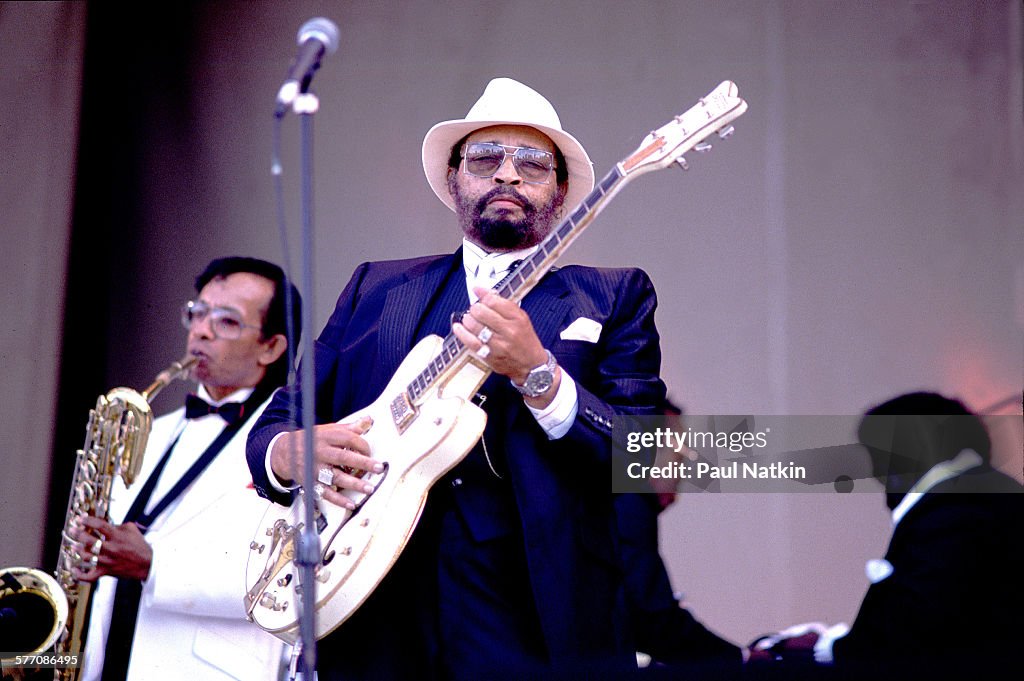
[378,251,461,371]
[147,428,247,535]
[149,459,221,535]
[521,270,573,348]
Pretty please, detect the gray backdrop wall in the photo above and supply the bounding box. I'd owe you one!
[0,0,85,578]
[2,0,1021,648]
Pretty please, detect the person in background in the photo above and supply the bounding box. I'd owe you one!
[750,391,1022,680]
[73,256,299,681]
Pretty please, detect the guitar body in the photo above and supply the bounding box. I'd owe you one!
[245,335,487,642]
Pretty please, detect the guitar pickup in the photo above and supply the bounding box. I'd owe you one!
[389,392,416,432]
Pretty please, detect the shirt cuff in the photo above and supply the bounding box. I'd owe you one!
[526,369,578,440]
[266,431,300,493]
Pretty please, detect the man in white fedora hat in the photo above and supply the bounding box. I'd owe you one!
[249,77,666,679]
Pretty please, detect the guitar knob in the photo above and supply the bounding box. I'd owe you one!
[694,142,712,153]
[674,157,689,171]
[718,125,735,139]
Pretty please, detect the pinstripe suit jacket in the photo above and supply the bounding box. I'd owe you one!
[247,248,666,668]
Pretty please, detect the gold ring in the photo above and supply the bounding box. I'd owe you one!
[477,327,493,344]
[477,344,491,359]
[317,466,334,485]
[313,483,325,500]
[91,539,102,556]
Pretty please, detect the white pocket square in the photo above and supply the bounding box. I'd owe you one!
[865,558,894,584]
[560,317,602,343]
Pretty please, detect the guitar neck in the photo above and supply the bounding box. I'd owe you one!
[495,166,626,303]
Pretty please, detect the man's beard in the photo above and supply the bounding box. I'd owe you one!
[450,183,563,251]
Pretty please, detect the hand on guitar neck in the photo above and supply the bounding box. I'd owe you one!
[269,417,384,511]
[452,286,562,409]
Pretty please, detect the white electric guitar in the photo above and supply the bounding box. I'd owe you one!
[244,81,748,643]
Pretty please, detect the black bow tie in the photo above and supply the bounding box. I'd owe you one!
[184,394,245,424]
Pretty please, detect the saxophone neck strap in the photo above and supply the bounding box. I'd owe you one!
[125,384,274,529]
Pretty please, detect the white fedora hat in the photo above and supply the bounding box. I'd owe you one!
[421,77,594,213]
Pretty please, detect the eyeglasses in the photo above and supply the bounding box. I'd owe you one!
[460,142,555,184]
[180,300,261,340]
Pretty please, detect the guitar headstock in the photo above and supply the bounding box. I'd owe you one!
[620,81,748,177]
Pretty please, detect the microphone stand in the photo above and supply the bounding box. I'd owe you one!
[292,90,321,681]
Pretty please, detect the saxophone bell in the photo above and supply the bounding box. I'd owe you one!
[0,568,67,656]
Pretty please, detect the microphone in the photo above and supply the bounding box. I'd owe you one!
[275,17,340,117]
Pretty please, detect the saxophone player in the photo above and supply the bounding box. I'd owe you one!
[70,257,298,681]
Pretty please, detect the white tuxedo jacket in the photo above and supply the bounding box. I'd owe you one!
[82,388,285,681]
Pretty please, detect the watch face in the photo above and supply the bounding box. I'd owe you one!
[515,350,557,397]
[525,370,554,396]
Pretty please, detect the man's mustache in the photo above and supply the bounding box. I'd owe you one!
[475,187,532,215]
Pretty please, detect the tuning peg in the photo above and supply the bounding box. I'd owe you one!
[695,141,712,153]
[717,125,735,139]
[675,157,689,171]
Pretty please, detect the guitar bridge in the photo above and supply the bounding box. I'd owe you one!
[390,392,416,432]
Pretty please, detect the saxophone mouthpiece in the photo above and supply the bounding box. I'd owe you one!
[169,353,198,378]
[177,353,200,371]
[177,354,200,374]
[143,355,199,402]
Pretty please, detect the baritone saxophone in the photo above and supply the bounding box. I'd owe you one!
[0,354,197,680]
